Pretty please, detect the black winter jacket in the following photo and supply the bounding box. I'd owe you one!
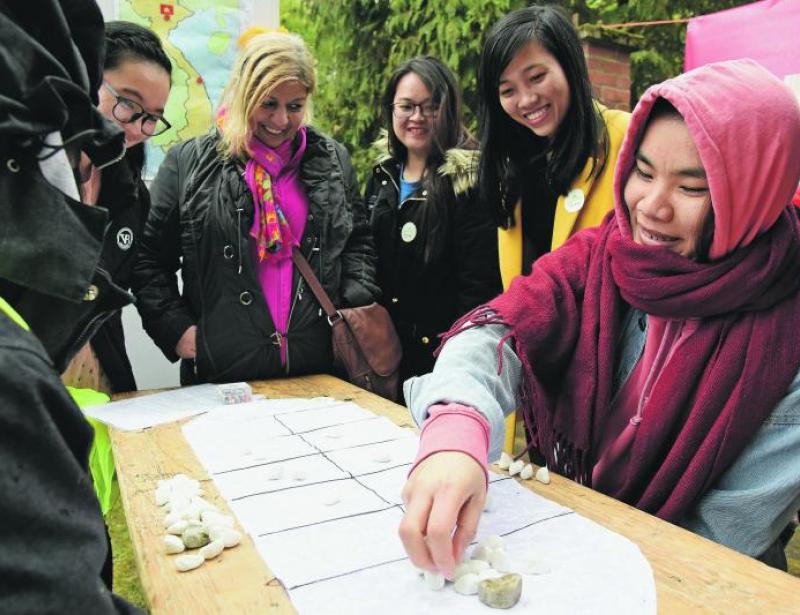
[133,128,379,384]
[366,147,501,381]
[0,1,139,611]
[3,153,146,392]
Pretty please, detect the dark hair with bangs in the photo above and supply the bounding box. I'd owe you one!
[477,5,608,228]
[103,21,172,174]
[104,21,172,77]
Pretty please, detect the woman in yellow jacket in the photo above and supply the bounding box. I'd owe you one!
[476,6,630,451]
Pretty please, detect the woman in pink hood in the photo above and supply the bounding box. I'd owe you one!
[399,59,800,576]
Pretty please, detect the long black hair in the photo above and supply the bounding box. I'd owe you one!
[103,21,172,174]
[477,5,608,228]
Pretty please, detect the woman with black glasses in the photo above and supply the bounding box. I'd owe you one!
[365,57,501,391]
[59,20,173,399]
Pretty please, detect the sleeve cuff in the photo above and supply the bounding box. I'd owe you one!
[410,403,491,485]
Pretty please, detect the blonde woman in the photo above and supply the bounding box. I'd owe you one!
[132,32,379,384]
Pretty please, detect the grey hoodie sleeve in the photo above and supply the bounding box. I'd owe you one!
[403,322,521,462]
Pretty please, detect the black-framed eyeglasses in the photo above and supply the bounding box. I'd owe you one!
[103,82,171,137]
[391,101,438,119]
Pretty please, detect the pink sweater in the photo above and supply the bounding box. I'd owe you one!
[249,130,308,365]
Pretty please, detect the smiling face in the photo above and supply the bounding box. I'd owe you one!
[498,41,570,140]
[391,71,436,160]
[250,79,308,148]
[98,60,171,148]
[624,114,712,259]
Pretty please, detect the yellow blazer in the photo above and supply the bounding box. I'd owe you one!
[500,105,630,452]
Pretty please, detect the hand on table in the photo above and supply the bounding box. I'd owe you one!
[398,451,486,579]
[175,325,197,359]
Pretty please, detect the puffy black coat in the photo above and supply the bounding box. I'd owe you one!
[133,128,379,384]
[366,147,501,381]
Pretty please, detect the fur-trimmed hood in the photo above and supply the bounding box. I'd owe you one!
[371,130,479,196]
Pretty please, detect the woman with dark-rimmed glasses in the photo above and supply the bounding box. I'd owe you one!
[60,20,172,398]
[364,56,501,393]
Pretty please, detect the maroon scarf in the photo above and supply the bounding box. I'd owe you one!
[470,208,800,522]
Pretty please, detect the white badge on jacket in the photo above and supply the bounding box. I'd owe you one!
[401,222,417,243]
[564,188,585,213]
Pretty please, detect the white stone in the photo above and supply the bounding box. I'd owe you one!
[477,568,503,581]
[290,469,307,482]
[497,452,513,470]
[166,520,189,536]
[163,534,185,554]
[174,553,204,572]
[471,544,492,562]
[423,570,445,590]
[508,460,525,476]
[265,465,284,481]
[453,573,480,595]
[372,453,392,464]
[220,529,242,548]
[480,535,504,551]
[199,539,225,560]
[535,466,551,484]
[321,493,340,506]
[155,485,171,506]
[518,556,551,575]
[489,548,513,573]
[201,510,234,527]
[163,511,181,529]
[520,463,534,480]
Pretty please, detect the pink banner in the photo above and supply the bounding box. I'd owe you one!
[685,0,800,78]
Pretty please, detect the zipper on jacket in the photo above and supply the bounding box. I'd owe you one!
[284,278,304,375]
[236,207,244,274]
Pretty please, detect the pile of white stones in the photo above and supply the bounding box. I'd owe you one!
[155,474,242,572]
[419,534,550,609]
[497,452,550,484]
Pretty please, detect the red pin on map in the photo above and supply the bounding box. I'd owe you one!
[196,76,204,85]
[160,4,174,21]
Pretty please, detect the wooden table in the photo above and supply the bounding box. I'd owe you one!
[111,374,800,614]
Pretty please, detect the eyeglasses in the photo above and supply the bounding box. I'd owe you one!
[103,82,171,137]
[391,101,438,119]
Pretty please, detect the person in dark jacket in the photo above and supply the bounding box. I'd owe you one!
[0,1,140,611]
[60,21,173,395]
[132,31,379,385]
[365,57,501,385]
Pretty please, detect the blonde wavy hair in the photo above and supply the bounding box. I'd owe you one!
[218,31,316,158]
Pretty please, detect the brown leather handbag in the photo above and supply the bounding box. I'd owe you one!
[292,249,402,401]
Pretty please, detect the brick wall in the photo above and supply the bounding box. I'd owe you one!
[582,40,631,111]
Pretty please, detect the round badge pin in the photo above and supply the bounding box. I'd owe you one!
[564,188,585,213]
[400,222,417,243]
[116,227,134,251]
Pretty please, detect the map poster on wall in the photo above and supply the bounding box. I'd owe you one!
[99,1,278,178]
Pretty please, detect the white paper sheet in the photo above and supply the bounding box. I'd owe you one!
[325,438,419,476]
[254,507,407,588]
[229,478,393,535]
[182,397,656,613]
[213,454,350,500]
[356,465,411,506]
[82,384,221,430]
[275,402,375,433]
[188,433,319,474]
[290,513,656,615]
[301,416,416,452]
